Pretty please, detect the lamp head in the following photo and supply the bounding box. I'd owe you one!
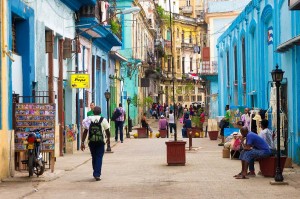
[127,97,131,104]
[104,89,111,100]
[121,7,141,15]
[271,65,284,83]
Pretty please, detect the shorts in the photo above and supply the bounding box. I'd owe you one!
[239,149,271,163]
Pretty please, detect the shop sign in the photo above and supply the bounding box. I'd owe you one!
[70,74,90,88]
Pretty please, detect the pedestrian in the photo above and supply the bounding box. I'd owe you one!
[241,108,251,130]
[141,112,153,133]
[158,115,168,130]
[87,102,95,116]
[234,127,271,179]
[168,110,176,137]
[218,105,231,146]
[113,103,126,143]
[177,103,183,119]
[81,106,110,181]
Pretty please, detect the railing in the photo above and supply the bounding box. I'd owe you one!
[181,42,194,49]
[182,6,193,14]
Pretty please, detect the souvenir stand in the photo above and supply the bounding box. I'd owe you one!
[14,103,56,172]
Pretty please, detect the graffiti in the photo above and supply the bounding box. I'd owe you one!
[65,124,77,142]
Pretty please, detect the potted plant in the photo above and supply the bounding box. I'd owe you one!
[208,130,219,140]
[165,125,186,166]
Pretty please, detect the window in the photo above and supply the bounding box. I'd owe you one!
[197,95,202,101]
[189,34,192,43]
[178,96,183,101]
[190,57,193,72]
[177,28,179,38]
[186,0,190,6]
[182,31,185,43]
[182,57,185,74]
[184,95,189,101]
[242,37,246,83]
[177,86,182,94]
[198,87,202,93]
[226,51,229,87]
[168,56,171,72]
[102,59,106,72]
[191,96,196,102]
[234,45,237,83]
[177,56,180,70]
[167,29,171,41]
[12,20,17,53]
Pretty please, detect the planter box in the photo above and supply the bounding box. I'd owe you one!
[208,131,219,140]
[259,156,287,177]
[136,128,148,138]
[159,130,168,138]
[165,141,186,166]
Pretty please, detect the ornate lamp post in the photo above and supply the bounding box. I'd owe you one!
[126,97,131,138]
[104,89,111,152]
[271,65,285,182]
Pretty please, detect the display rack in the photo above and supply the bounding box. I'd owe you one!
[14,103,56,172]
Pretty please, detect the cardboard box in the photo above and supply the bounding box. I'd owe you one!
[222,148,230,158]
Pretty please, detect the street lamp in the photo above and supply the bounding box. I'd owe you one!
[104,89,111,152]
[126,97,132,138]
[271,65,285,182]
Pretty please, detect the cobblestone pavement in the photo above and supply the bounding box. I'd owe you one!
[1,119,300,199]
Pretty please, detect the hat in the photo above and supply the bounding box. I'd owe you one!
[160,115,164,118]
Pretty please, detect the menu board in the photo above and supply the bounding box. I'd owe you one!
[14,103,56,151]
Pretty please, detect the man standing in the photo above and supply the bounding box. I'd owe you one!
[234,127,271,179]
[241,108,251,130]
[81,106,110,181]
[158,115,168,130]
[168,110,176,137]
[114,103,126,143]
[87,102,95,116]
[218,105,231,146]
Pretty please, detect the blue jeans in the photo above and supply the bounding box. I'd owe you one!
[88,142,105,178]
[169,123,176,134]
[182,128,187,138]
[115,121,124,141]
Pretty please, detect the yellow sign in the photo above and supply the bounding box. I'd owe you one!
[70,74,90,88]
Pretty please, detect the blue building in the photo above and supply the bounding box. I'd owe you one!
[217,0,300,164]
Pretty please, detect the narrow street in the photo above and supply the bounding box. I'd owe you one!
[1,120,300,199]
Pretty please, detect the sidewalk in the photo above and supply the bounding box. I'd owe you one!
[2,137,119,183]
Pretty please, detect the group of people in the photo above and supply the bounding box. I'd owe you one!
[219,105,276,179]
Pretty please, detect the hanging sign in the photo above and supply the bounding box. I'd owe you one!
[70,74,90,88]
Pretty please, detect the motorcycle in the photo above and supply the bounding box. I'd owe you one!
[22,129,45,177]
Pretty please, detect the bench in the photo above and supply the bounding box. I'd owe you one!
[135,127,148,138]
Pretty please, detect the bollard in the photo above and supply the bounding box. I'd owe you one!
[189,131,192,151]
[205,125,208,137]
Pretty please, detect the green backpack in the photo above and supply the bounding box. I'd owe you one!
[88,117,105,144]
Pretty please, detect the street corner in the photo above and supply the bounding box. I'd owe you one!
[2,169,65,183]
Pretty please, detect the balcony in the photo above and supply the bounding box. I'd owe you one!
[164,40,171,48]
[199,61,218,76]
[181,42,194,50]
[181,6,193,14]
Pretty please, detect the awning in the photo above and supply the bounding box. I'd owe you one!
[109,51,127,62]
[276,35,300,53]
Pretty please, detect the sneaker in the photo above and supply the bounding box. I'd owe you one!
[121,141,123,143]
[218,143,224,146]
[94,177,101,181]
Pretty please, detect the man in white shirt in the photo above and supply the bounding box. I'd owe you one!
[259,119,275,151]
[168,110,176,136]
[81,106,110,181]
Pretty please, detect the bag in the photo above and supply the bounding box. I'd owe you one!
[88,117,105,144]
[111,108,122,121]
[231,138,241,151]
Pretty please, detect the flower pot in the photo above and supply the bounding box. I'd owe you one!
[259,156,287,177]
[208,131,219,140]
[165,141,186,166]
[136,128,148,138]
[159,129,168,138]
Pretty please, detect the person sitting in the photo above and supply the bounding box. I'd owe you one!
[246,119,276,176]
[141,113,153,133]
[234,127,271,179]
[182,114,192,138]
[158,115,168,130]
[152,109,158,119]
[224,121,244,150]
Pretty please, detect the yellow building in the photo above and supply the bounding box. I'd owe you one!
[0,0,15,180]
[159,4,207,107]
